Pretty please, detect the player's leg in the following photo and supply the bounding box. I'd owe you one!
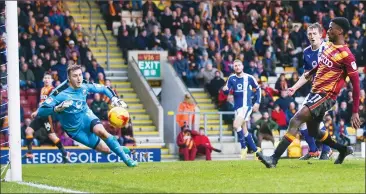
[233,108,248,159]
[44,117,70,163]
[92,122,137,167]
[319,122,332,160]
[242,106,259,153]
[306,98,353,164]
[299,123,320,160]
[24,126,35,158]
[256,106,312,168]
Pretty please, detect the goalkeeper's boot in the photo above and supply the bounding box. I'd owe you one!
[125,157,138,167]
[62,151,71,163]
[256,152,277,168]
[240,148,248,160]
[299,151,320,160]
[319,150,333,160]
[334,146,354,164]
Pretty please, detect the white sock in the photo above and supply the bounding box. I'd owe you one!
[236,127,242,132]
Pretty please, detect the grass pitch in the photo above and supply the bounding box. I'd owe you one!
[1,159,365,193]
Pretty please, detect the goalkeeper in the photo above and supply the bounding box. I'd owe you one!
[37,64,137,167]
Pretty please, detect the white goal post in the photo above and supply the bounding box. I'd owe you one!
[6,0,22,182]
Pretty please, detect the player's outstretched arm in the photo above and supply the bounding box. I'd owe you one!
[287,73,310,96]
[37,96,65,117]
[87,83,128,108]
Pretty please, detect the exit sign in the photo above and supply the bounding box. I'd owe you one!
[137,54,161,79]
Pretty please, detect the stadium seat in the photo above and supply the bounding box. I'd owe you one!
[121,10,131,18]
[284,67,296,73]
[23,107,32,119]
[131,11,142,18]
[347,127,356,135]
[268,76,277,84]
[20,89,27,98]
[295,97,305,105]
[20,99,30,108]
[26,88,38,96]
[356,129,364,140]
[275,67,284,74]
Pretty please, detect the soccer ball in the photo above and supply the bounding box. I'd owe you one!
[108,107,130,128]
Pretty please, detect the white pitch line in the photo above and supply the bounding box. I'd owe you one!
[17,181,88,193]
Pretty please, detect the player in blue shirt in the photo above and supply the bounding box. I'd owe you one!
[223,59,261,159]
[37,65,137,167]
[289,23,331,160]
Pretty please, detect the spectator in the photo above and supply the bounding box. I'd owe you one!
[275,73,289,92]
[222,53,234,77]
[102,79,118,105]
[176,94,196,128]
[196,62,223,88]
[186,29,203,52]
[88,59,106,82]
[175,29,188,53]
[32,28,48,52]
[65,40,80,60]
[262,51,276,76]
[135,29,149,50]
[253,112,278,147]
[19,63,36,89]
[219,94,235,124]
[161,28,176,55]
[177,125,197,161]
[335,119,351,146]
[91,93,109,120]
[117,30,134,61]
[337,101,351,126]
[33,58,46,88]
[207,71,225,104]
[285,102,297,124]
[259,88,274,113]
[274,90,296,112]
[271,104,287,130]
[148,25,163,49]
[120,120,136,146]
[96,72,106,85]
[51,57,67,82]
[26,40,40,62]
[199,51,213,69]
[193,127,221,161]
[21,118,40,147]
[173,52,189,80]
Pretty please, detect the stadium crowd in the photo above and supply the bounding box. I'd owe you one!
[0,0,365,151]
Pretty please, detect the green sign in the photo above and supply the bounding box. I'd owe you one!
[138,54,161,79]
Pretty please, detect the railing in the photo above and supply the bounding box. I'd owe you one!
[78,0,92,33]
[95,24,110,70]
[168,111,237,146]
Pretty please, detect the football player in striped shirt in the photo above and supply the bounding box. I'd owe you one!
[257,17,361,168]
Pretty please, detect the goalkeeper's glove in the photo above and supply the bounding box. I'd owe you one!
[54,100,73,113]
[111,97,128,108]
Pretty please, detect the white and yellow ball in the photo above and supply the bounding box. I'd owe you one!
[108,107,130,128]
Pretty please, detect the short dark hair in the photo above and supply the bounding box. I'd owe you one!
[332,17,350,34]
[67,64,82,76]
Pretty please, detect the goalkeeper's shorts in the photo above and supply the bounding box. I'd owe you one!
[64,111,102,149]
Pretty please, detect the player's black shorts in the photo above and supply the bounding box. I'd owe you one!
[304,92,335,122]
[29,116,54,134]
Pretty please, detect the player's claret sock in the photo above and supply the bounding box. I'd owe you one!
[318,131,353,164]
[104,135,137,167]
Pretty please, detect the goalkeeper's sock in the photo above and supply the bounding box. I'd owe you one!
[244,131,257,152]
[26,135,33,154]
[236,128,247,149]
[54,138,67,156]
[104,135,129,164]
[300,129,318,152]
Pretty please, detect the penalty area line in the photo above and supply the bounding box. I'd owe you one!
[16,181,88,193]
